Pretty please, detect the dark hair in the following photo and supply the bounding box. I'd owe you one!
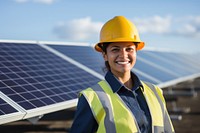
[100,42,138,52]
[98,42,110,53]
[99,43,111,72]
[104,61,110,72]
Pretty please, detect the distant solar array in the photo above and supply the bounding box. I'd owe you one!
[0,40,200,124]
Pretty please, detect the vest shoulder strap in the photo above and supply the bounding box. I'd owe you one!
[143,81,175,133]
[142,81,165,115]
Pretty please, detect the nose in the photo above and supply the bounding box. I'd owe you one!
[119,48,128,58]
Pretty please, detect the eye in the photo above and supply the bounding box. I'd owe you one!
[111,47,119,52]
[126,47,134,52]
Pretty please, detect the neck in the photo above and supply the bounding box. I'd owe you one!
[114,71,133,89]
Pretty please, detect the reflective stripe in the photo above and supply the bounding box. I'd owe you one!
[144,82,165,119]
[92,83,117,133]
[154,126,164,133]
[164,112,175,133]
[144,82,175,133]
[114,91,141,133]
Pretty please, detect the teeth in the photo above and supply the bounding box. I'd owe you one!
[117,61,129,64]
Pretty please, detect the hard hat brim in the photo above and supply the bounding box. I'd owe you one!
[94,41,145,52]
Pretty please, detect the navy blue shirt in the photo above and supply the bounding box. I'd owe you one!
[70,71,152,133]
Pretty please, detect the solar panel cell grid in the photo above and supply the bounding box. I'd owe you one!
[48,45,105,75]
[0,43,100,111]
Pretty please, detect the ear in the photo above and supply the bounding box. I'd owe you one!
[102,52,108,61]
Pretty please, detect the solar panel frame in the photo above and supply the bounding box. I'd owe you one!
[0,92,26,124]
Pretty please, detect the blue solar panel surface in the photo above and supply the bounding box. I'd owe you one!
[0,43,100,110]
[170,52,200,73]
[137,50,200,82]
[48,45,105,75]
[137,51,190,76]
[147,51,200,74]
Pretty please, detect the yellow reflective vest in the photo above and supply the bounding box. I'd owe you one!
[80,80,175,133]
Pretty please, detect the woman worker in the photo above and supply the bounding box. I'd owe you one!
[70,16,175,133]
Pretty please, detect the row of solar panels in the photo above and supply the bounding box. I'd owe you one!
[0,40,200,125]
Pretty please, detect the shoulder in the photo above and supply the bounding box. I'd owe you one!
[80,80,106,96]
[141,81,162,92]
[141,81,165,103]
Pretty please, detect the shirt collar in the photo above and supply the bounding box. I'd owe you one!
[105,71,143,93]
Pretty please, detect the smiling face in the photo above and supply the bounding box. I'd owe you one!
[103,42,137,77]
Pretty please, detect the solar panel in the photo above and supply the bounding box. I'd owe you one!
[147,51,200,74]
[0,41,101,124]
[47,44,105,75]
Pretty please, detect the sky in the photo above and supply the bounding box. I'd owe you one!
[0,0,200,54]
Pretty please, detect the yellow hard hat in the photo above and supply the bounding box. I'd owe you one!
[95,16,145,52]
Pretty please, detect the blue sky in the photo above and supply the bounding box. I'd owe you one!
[0,0,200,54]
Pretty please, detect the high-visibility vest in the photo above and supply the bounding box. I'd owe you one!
[81,80,175,133]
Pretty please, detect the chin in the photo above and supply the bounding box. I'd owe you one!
[116,68,132,74]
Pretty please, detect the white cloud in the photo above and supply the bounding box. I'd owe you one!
[14,0,58,4]
[174,16,200,38]
[53,17,103,41]
[132,15,200,38]
[53,15,200,42]
[14,0,28,2]
[132,16,172,34]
